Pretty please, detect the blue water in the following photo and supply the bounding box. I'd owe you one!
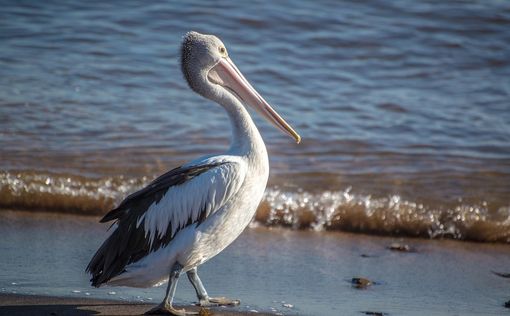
[1,2,510,314]
[1,0,509,241]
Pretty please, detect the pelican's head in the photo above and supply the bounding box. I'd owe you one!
[181,31,301,143]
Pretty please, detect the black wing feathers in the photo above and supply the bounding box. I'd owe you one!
[86,163,223,287]
[100,164,221,223]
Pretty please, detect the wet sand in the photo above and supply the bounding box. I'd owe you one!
[0,293,270,316]
[1,210,510,315]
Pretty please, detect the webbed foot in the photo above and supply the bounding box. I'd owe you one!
[145,303,197,315]
[198,296,240,307]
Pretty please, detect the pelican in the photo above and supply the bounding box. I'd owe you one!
[86,31,300,315]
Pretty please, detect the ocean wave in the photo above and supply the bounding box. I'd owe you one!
[1,171,509,243]
[0,171,144,215]
[258,188,510,243]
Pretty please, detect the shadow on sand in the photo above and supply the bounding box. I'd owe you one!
[0,293,268,315]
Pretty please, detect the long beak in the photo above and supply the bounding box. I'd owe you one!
[208,58,301,143]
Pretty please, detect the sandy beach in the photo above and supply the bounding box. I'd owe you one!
[1,210,509,315]
[0,293,271,316]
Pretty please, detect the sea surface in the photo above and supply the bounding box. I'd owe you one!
[1,0,510,242]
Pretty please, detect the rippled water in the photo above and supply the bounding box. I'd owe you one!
[1,0,510,241]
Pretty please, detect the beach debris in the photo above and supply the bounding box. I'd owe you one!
[107,291,116,295]
[387,242,411,252]
[351,277,373,289]
[362,312,387,316]
[505,300,510,308]
[282,303,294,308]
[199,308,212,316]
[492,271,510,278]
[360,253,377,258]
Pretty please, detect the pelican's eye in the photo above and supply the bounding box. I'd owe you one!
[219,46,227,56]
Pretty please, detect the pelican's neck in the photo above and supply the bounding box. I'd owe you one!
[209,90,266,159]
[224,98,266,157]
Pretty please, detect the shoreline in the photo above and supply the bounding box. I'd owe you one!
[1,210,509,315]
[0,293,272,316]
[1,207,509,245]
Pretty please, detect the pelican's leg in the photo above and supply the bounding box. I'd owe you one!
[186,267,240,307]
[146,262,197,316]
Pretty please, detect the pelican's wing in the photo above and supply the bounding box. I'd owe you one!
[86,156,247,286]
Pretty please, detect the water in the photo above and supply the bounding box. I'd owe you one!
[1,0,510,242]
[1,211,510,316]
